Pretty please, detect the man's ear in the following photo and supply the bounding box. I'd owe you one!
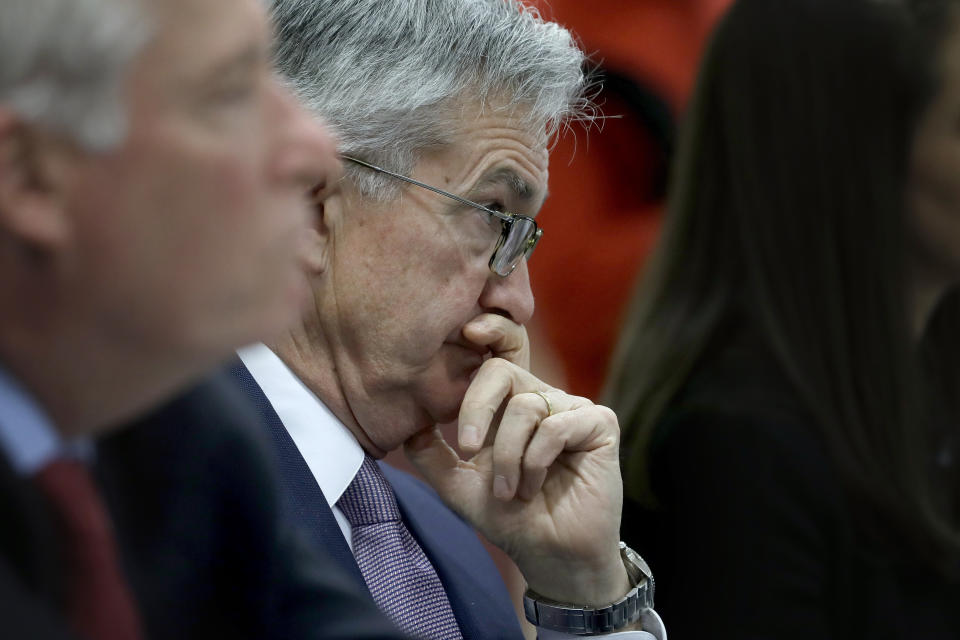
[303,178,342,275]
[0,110,75,250]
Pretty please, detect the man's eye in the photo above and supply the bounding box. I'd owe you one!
[216,84,255,103]
[474,204,504,234]
[209,77,258,105]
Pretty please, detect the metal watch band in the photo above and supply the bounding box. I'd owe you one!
[522,542,655,636]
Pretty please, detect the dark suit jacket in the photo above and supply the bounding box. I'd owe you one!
[229,362,524,640]
[0,375,405,640]
[622,332,960,640]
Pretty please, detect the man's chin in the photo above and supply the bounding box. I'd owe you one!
[431,395,467,426]
[422,381,471,426]
[414,354,486,433]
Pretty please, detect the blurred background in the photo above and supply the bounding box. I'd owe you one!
[526,0,732,399]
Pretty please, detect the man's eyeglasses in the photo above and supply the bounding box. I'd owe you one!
[341,155,542,277]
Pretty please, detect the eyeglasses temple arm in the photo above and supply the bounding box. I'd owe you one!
[341,155,520,225]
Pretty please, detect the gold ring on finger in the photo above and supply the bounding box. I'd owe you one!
[533,390,554,417]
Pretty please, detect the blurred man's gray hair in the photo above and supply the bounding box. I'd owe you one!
[0,0,147,150]
[271,0,592,197]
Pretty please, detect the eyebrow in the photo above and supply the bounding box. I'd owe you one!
[465,167,547,203]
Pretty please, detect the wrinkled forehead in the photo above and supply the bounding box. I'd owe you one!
[429,97,551,183]
[343,94,553,204]
[434,96,551,160]
[446,94,553,146]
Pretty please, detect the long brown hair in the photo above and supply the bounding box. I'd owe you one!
[606,0,960,574]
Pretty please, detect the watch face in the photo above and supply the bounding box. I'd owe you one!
[624,546,653,580]
[620,544,655,609]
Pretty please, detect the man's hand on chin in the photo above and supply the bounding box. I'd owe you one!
[403,352,631,610]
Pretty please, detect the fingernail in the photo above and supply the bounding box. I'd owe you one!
[461,425,480,449]
[494,475,511,500]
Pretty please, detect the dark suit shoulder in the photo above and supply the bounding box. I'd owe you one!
[0,557,78,640]
[97,375,405,640]
[101,373,270,466]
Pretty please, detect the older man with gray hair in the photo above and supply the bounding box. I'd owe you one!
[232,1,666,638]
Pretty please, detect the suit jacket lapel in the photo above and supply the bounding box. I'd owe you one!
[225,361,368,594]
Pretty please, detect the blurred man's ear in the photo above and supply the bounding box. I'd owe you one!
[0,109,74,250]
[303,179,341,275]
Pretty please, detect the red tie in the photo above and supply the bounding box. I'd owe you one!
[34,459,144,640]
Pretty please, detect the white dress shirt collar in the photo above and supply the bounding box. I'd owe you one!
[0,363,92,475]
[237,343,364,508]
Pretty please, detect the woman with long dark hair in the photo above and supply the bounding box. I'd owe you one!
[606,0,960,636]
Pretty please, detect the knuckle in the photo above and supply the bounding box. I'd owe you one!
[597,404,619,426]
[552,393,589,410]
[571,394,594,408]
[508,393,541,414]
[595,405,621,434]
[536,415,562,438]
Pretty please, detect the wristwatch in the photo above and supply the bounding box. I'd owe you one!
[523,542,655,636]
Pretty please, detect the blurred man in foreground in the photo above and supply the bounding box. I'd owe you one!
[232,1,664,638]
[0,0,405,637]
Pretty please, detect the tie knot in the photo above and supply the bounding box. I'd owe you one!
[337,456,401,526]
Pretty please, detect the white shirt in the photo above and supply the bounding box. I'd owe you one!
[238,343,362,547]
[237,343,664,640]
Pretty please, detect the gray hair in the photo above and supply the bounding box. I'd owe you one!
[271,0,593,197]
[0,0,147,150]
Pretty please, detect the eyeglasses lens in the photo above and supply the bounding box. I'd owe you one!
[490,217,538,276]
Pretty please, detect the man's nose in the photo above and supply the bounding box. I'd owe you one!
[478,258,535,325]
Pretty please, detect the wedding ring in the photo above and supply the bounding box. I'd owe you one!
[533,390,554,417]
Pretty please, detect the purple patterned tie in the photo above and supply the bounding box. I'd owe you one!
[337,456,463,640]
